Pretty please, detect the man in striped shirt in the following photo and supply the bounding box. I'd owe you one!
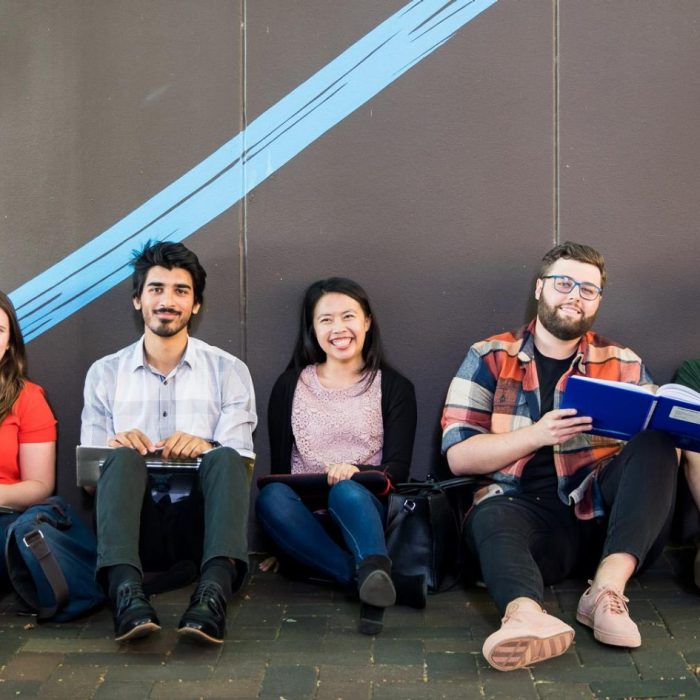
[442,241,677,671]
[81,241,256,645]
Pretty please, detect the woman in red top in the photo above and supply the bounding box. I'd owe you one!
[0,291,56,578]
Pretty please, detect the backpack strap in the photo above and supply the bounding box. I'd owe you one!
[21,529,70,619]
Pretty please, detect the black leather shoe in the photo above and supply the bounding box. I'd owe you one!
[177,580,227,644]
[112,580,161,642]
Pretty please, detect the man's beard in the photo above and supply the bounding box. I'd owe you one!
[147,309,189,338]
[537,296,597,341]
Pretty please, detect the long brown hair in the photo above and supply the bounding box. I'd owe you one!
[0,292,27,423]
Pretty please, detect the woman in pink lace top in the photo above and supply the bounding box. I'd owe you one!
[256,278,417,635]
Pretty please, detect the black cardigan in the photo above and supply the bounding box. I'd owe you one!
[267,365,417,484]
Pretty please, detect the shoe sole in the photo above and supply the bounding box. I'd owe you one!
[485,631,574,672]
[576,611,641,648]
[358,570,396,608]
[114,621,161,643]
[177,625,224,645]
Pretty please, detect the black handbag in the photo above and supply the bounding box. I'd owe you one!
[384,477,475,592]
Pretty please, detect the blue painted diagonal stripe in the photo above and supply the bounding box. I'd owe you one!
[11,0,498,342]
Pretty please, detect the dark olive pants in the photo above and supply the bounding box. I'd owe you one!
[95,446,250,582]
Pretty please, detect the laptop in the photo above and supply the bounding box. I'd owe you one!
[76,446,200,487]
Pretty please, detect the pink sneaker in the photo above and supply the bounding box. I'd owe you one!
[576,583,641,647]
[482,603,575,672]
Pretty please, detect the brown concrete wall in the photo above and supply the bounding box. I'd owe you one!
[1,1,699,521]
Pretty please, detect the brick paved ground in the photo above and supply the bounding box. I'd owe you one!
[0,548,699,699]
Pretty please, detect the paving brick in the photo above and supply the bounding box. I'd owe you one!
[425,651,477,680]
[590,676,700,698]
[40,664,106,699]
[574,640,636,668]
[526,647,580,677]
[367,664,425,683]
[232,603,285,627]
[683,647,700,667]
[528,662,640,684]
[376,625,473,640]
[277,614,328,640]
[0,651,64,680]
[534,681,595,699]
[315,679,371,700]
[211,658,266,682]
[319,663,375,682]
[22,638,117,653]
[373,639,423,665]
[226,625,280,641]
[423,637,482,654]
[150,678,261,699]
[260,664,318,699]
[481,675,539,699]
[0,679,42,696]
[372,680,480,699]
[631,646,692,679]
[106,662,213,682]
[93,679,154,699]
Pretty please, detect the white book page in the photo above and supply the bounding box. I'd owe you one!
[656,383,700,404]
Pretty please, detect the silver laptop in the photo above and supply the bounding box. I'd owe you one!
[76,446,200,487]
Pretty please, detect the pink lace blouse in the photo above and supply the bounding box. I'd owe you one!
[290,365,383,474]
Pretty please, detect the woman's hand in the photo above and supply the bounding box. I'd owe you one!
[325,462,359,485]
[259,556,280,573]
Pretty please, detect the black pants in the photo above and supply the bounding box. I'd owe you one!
[465,430,678,614]
[95,446,251,583]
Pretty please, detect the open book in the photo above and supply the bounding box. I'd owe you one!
[561,376,700,452]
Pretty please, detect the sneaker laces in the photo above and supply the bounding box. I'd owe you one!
[192,581,225,616]
[116,581,148,616]
[594,586,629,615]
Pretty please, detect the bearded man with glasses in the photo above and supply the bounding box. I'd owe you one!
[441,241,678,672]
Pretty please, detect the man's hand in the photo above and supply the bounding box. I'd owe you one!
[109,429,155,455]
[157,432,213,460]
[325,463,360,485]
[531,408,592,447]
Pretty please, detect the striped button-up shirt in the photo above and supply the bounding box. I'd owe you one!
[81,336,256,459]
[441,321,650,519]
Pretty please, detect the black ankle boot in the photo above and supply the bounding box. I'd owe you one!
[357,555,396,608]
[392,573,428,609]
[359,603,385,635]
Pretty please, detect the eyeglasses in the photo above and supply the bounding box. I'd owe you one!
[541,275,603,301]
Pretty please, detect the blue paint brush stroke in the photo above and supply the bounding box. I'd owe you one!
[11,0,497,342]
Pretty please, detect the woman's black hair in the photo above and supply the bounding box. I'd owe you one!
[290,277,385,386]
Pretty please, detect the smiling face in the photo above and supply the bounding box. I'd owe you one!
[0,308,10,364]
[312,292,371,369]
[535,258,602,341]
[133,266,201,340]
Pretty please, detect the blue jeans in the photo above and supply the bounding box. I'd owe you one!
[256,479,388,585]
